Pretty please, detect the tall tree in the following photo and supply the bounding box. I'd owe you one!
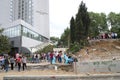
[75,1,90,43]
[0,28,11,54]
[70,17,75,44]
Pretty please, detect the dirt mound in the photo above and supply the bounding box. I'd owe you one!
[76,39,120,61]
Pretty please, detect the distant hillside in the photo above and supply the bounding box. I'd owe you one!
[76,39,120,61]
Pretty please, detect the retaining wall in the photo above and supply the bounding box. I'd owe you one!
[75,59,120,73]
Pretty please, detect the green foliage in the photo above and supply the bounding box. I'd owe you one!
[0,28,4,35]
[70,17,76,44]
[50,37,59,47]
[70,39,89,53]
[111,26,120,38]
[70,44,80,53]
[59,2,120,54]
[50,37,59,43]
[107,12,119,26]
[0,28,11,54]
[75,1,90,41]
[107,12,120,38]
[37,44,54,53]
[89,12,108,38]
[59,27,70,48]
[70,42,81,53]
[70,40,86,53]
[69,1,90,53]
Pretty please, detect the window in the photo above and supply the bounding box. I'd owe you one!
[3,25,21,38]
[22,26,48,42]
[11,41,14,46]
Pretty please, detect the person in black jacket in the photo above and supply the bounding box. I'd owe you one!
[4,56,10,72]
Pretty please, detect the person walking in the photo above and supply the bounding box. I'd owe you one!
[0,56,5,70]
[58,51,62,63]
[4,56,10,72]
[22,56,27,71]
[16,56,22,72]
[10,57,15,70]
[49,51,54,64]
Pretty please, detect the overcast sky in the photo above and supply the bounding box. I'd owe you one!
[49,0,120,38]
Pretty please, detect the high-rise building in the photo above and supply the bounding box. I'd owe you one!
[0,0,49,54]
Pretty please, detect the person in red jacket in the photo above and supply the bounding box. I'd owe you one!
[16,56,22,72]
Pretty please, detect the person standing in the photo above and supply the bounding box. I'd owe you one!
[0,56,5,70]
[4,56,10,72]
[16,56,22,72]
[86,49,89,55]
[22,56,27,71]
[58,51,62,63]
[10,57,15,70]
[49,51,54,64]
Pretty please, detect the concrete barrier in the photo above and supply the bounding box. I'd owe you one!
[4,75,81,80]
[75,59,120,73]
[3,74,120,80]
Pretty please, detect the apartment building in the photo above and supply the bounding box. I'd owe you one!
[0,0,49,54]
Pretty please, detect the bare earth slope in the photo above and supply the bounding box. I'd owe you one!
[76,39,120,61]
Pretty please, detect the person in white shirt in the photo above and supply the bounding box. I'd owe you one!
[22,56,27,71]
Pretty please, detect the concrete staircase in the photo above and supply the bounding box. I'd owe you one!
[31,42,52,53]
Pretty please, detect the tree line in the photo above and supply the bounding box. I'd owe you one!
[51,1,120,53]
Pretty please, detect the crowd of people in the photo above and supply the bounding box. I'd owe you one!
[0,54,27,72]
[99,32,118,39]
[0,51,77,72]
[30,51,75,64]
[89,32,118,40]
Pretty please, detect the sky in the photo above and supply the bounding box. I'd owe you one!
[49,0,120,38]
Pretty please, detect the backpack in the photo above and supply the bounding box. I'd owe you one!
[4,59,10,64]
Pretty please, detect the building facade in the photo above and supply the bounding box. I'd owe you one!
[0,0,49,54]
